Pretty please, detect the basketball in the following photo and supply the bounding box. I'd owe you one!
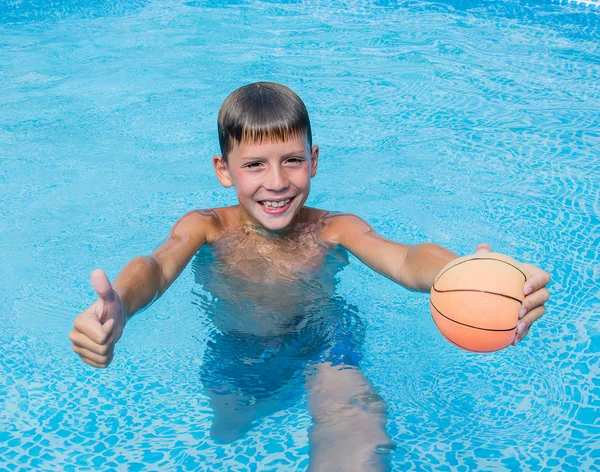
[430,252,527,353]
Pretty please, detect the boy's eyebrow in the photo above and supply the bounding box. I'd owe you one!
[240,150,306,160]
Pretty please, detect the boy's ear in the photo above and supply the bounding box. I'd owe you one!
[310,145,319,178]
[213,155,234,188]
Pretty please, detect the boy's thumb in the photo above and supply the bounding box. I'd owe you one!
[91,269,115,302]
[475,243,492,254]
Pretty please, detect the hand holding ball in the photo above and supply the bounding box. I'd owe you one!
[430,253,527,353]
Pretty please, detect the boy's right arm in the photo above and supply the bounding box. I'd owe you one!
[69,210,218,368]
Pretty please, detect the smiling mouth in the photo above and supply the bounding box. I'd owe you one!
[258,196,295,214]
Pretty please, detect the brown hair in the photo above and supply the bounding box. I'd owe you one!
[218,82,312,161]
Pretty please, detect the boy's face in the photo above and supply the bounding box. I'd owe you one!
[213,135,319,232]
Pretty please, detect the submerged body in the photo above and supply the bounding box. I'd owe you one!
[195,210,338,336]
[192,206,395,468]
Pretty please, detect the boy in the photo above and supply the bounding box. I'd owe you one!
[70,82,550,471]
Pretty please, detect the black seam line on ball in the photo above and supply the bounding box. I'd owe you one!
[434,257,528,285]
[430,301,518,332]
[432,316,495,353]
[432,286,523,305]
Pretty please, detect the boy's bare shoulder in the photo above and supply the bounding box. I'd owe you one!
[298,206,329,223]
[172,208,224,244]
[308,209,373,245]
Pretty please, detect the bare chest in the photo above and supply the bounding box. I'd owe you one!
[191,226,347,336]
[212,226,331,283]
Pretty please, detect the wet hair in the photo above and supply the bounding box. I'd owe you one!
[217,82,312,161]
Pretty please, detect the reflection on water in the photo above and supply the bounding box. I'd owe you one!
[0,0,148,25]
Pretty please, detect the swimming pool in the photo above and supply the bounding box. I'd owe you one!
[1,0,598,470]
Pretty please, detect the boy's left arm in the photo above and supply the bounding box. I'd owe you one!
[322,214,550,345]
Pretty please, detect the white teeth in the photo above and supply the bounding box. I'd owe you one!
[262,198,291,208]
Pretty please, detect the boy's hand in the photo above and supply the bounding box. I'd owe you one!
[475,243,551,346]
[69,269,126,368]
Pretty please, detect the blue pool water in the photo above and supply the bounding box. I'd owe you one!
[1,0,599,470]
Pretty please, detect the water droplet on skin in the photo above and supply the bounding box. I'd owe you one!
[375,443,397,454]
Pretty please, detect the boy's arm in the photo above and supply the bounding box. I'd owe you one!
[322,213,457,292]
[322,213,551,346]
[114,210,217,318]
[70,210,218,368]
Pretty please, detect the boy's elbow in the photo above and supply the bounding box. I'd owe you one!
[129,255,167,296]
[404,243,457,292]
[147,255,169,296]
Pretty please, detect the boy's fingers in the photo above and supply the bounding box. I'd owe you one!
[513,305,544,345]
[69,329,114,356]
[522,266,551,295]
[72,343,114,365]
[103,318,115,335]
[73,311,111,345]
[91,269,116,302]
[78,351,114,369]
[520,288,550,318]
[512,325,530,345]
[523,305,545,325]
[475,243,491,254]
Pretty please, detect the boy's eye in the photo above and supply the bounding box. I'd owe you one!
[286,157,304,164]
[244,162,263,169]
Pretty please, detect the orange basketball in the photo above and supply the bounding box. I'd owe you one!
[429,252,527,353]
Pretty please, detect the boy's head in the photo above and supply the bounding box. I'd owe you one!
[217,81,312,161]
[213,82,319,233]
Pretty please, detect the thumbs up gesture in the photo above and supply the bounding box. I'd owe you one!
[69,269,126,368]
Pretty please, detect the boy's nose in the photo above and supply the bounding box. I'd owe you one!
[265,167,289,191]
